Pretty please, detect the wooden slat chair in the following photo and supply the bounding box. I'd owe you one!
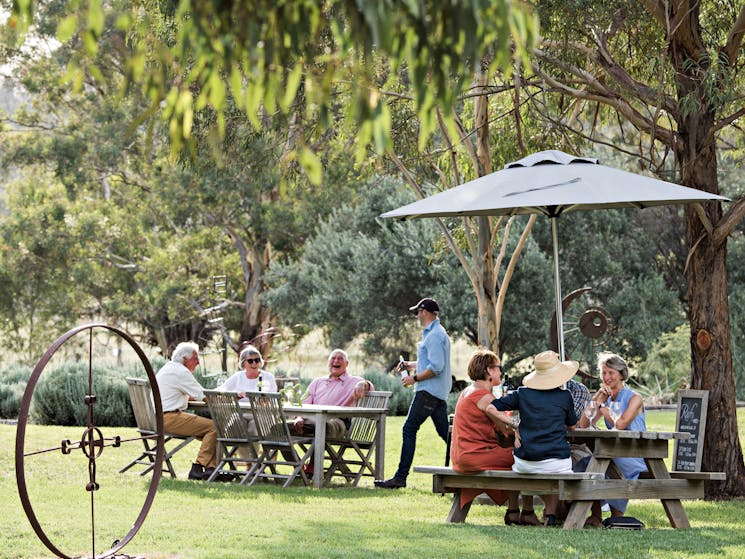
[119,377,196,478]
[246,391,314,487]
[204,390,261,484]
[323,390,392,486]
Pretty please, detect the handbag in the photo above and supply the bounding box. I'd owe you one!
[602,516,645,530]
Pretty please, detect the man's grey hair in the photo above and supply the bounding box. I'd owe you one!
[597,352,629,381]
[240,345,263,364]
[329,348,349,361]
[172,341,199,364]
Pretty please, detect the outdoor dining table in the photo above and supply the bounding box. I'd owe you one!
[281,403,389,488]
[562,428,700,529]
[188,400,388,488]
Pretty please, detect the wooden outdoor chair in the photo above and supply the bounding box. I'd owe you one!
[245,391,314,487]
[323,390,392,486]
[204,390,261,484]
[119,377,196,478]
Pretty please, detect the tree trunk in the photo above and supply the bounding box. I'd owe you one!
[474,72,499,351]
[682,156,745,498]
[239,240,275,355]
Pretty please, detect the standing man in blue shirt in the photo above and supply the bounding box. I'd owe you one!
[375,297,452,489]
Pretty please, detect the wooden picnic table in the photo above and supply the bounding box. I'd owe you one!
[417,428,725,529]
[563,429,725,528]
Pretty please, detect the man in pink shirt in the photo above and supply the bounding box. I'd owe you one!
[293,349,373,438]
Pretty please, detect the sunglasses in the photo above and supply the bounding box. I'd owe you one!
[243,357,261,364]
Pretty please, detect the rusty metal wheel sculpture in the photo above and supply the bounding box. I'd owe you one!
[550,287,613,382]
[15,323,163,559]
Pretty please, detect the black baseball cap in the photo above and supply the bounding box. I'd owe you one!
[409,298,440,313]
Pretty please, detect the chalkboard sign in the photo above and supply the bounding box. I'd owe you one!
[673,389,708,472]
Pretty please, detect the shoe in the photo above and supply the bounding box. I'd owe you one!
[519,510,541,526]
[188,463,204,481]
[374,477,406,489]
[584,515,603,528]
[504,509,520,525]
[202,467,235,482]
[543,514,559,527]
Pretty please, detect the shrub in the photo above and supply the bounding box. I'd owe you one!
[0,363,32,419]
[362,369,462,416]
[32,362,134,426]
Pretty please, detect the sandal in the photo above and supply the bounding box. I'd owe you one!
[584,515,603,528]
[519,510,541,526]
[504,509,521,525]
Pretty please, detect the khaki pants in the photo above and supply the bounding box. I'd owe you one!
[163,410,217,468]
[282,417,349,462]
[297,417,348,439]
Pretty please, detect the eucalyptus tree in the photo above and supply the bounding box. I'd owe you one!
[522,0,745,497]
[8,1,537,176]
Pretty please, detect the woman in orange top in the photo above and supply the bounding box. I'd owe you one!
[450,349,539,526]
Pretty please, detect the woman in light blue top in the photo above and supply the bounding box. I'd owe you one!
[579,352,646,526]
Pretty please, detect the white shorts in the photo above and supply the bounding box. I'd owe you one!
[512,455,573,474]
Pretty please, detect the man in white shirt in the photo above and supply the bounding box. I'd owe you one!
[155,341,226,481]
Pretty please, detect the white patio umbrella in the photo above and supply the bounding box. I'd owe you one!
[381,150,728,360]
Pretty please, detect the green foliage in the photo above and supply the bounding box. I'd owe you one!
[11,0,537,175]
[0,179,89,362]
[530,206,686,366]
[728,232,745,399]
[361,369,460,417]
[0,12,369,355]
[361,370,413,416]
[265,176,471,363]
[31,362,134,426]
[634,324,691,404]
[0,364,32,418]
[280,382,305,407]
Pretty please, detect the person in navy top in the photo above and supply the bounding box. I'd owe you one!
[482,350,578,526]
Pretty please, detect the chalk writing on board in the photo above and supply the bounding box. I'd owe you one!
[674,390,708,472]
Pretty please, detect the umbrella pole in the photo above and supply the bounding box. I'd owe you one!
[551,217,565,361]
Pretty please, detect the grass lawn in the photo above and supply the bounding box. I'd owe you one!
[2,409,744,559]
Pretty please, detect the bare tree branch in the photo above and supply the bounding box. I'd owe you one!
[532,48,678,146]
[723,5,745,67]
[714,197,745,246]
[494,214,536,341]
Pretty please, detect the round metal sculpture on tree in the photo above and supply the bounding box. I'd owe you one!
[15,324,163,559]
[549,287,613,383]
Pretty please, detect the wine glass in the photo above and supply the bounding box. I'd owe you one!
[608,400,623,430]
[584,401,598,429]
[510,410,520,430]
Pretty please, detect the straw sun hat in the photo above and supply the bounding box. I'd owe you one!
[522,351,579,390]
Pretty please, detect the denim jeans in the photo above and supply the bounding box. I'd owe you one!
[393,390,449,481]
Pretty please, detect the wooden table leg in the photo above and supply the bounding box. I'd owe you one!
[563,457,611,529]
[446,489,472,523]
[646,458,691,528]
[374,413,386,480]
[312,414,326,488]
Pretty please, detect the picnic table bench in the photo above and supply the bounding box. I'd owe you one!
[417,429,725,529]
[413,466,603,523]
